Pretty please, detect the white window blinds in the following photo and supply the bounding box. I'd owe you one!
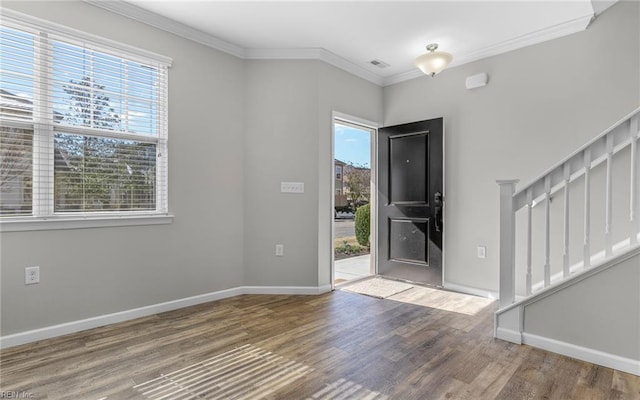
[1,25,35,215]
[0,17,170,218]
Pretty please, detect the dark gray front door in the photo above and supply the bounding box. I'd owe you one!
[377,118,443,286]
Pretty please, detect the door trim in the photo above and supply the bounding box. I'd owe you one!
[330,111,379,290]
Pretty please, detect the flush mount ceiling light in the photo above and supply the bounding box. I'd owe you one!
[415,43,453,77]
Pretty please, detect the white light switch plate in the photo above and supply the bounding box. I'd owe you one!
[281,182,304,193]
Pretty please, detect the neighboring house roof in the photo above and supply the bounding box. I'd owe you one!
[0,89,32,104]
[0,88,33,111]
[1,89,72,171]
[0,89,63,121]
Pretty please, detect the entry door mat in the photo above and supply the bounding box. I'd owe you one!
[134,344,313,399]
[341,277,413,299]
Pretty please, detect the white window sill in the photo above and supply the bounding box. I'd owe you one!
[0,214,174,232]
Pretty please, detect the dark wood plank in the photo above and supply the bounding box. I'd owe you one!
[1,286,637,399]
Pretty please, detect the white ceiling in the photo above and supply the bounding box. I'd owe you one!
[92,1,611,86]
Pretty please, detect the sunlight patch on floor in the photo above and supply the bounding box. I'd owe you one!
[387,285,495,316]
[308,378,389,400]
[134,344,312,400]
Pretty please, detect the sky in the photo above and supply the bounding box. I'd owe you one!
[1,25,158,136]
[334,123,371,168]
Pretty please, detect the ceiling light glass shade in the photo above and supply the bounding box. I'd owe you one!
[415,44,453,77]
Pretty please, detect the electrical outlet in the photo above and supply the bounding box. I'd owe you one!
[477,246,487,259]
[275,244,284,257]
[25,266,40,285]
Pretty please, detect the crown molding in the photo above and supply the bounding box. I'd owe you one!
[84,0,246,58]
[452,13,594,68]
[0,7,173,66]
[383,69,425,87]
[317,49,385,86]
[84,0,384,86]
[591,0,618,16]
[84,0,593,88]
[245,47,384,86]
[382,12,593,87]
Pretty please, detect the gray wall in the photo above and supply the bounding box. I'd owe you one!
[0,0,247,335]
[243,60,321,287]
[0,1,383,335]
[242,60,383,287]
[383,1,640,294]
[525,251,640,359]
[1,0,637,338]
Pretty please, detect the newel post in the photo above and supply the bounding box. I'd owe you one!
[497,180,519,308]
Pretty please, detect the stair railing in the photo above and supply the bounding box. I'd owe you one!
[497,107,640,308]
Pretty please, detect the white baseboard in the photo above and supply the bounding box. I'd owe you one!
[523,333,640,376]
[240,284,332,295]
[0,285,332,349]
[443,281,499,299]
[495,327,523,344]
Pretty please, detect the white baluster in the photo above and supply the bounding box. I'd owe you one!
[605,134,613,257]
[631,115,639,245]
[526,188,533,296]
[584,148,591,269]
[497,179,519,308]
[563,163,570,278]
[544,175,551,287]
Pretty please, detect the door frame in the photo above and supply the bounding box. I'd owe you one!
[330,111,379,290]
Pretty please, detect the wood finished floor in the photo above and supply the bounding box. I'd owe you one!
[1,285,639,399]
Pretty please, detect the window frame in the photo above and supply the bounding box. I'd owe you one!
[0,9,173,232]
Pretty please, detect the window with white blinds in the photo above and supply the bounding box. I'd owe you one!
[0,17,170,219]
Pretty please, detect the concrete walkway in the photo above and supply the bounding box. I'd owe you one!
[335,254,371,282]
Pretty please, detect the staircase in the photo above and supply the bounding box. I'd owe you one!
[494,107,640,376]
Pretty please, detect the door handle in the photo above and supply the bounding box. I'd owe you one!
[434,191,443,232]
